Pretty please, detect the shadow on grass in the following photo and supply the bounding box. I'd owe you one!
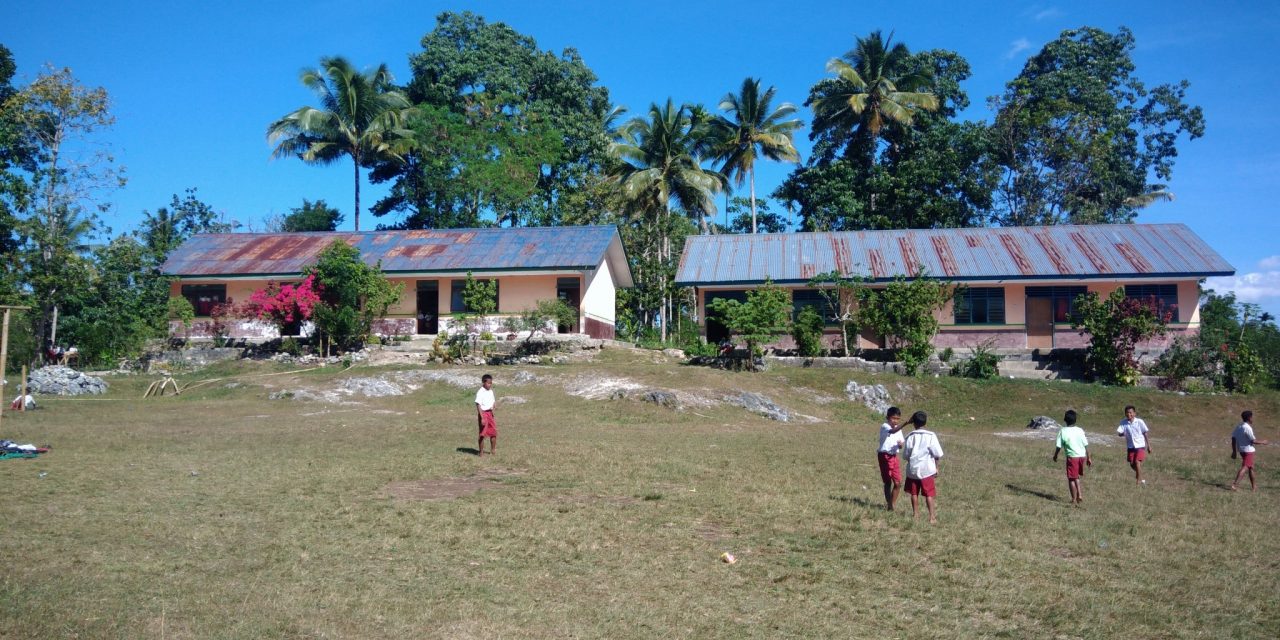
[455,447,480,456]
[829,494,877,509]
[1005,484,1060,502]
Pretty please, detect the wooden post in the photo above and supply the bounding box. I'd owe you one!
[19,364,27,411]
[0,306,31,430]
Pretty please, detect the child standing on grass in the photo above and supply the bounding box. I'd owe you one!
[902,411,943,524]
[1231,410,1268,491]
[1117,405,1151,485]
[475,373,497,456]
[1053,410,1091,505]
[877,407,906,511]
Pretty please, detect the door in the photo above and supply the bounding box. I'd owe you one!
[556,277,581,334]
[1026,297,1053,349]
[416,281,439,335]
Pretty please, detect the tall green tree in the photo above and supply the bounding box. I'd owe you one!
[810,30,939,165]
[709,78,801,233]
[137,188,237,261]
[281,198,343,232]
[989,26,1205,225]
[267,56,410,231]
[611,99,726,340]
[0,44,33,303]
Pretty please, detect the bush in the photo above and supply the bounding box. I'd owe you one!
[953,340,1002,379]
[305,240,401,354]
[939,347,954,363]
[855,274,953,376]
[1072,289,1171,385]
[279,337,302,356]
[791,306,824,357]
[1224,343,1265,394]
[706,278,792,363]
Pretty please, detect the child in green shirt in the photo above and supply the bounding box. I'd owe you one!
[1053,410,1092,505]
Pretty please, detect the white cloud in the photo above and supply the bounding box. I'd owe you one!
[1033,7,1064,21]
[1005,38,1032,60]
[1205,256,1280,303]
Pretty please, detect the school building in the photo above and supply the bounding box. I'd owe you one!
[161,225,633,340]
[675,223,1233,351]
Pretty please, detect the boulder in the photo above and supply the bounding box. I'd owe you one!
[1026,416,1060,430]
[845,380,891,414]
[27,366,108,396]
[725,391,792,422]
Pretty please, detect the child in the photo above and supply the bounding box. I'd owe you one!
[876,407,906,511]
[1116,405,1151,485]
[1053,410,1091,505]
[1231,410,1269,491]
[902,411,944,523]
[475,373,497,455]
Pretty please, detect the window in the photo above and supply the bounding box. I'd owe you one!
[181,284,226,316]
[953,288,1005,324]
[1124,284,1178,315]
[792,288,837,324]
[451,278,499,313]
[1026,286,1087,323]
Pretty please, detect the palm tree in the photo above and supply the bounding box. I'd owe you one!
[267,57,410,231]
[710,78,802,233]
[611,99,727,340]
[1123,185,1175,208]
[811,30,939,164]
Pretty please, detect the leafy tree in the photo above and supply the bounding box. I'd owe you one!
[718,196,788,234]
[506,298,578,343]
[989,27,1205,225]
[304,239,401,353]
[267,56,410,231]
[706,278,791,362]
[4,65,124,351]
[461,271,498,316]
[855,274,953,375]
[0,43,32,294]
[1071,288,1172,386]
[708,78,801,233]
[281,198,343,232]
[168,295,195,344]
[791,305,825,357]
[372,12,611,229]
[137,188,237,261]
[59,236,169,365]
[809,270,867,356]
[612,99,726,340]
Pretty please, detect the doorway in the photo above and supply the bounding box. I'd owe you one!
[556,277,580,333]
[1026,297,1053,349]
[416,281,439,335]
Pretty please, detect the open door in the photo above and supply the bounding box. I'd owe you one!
[416,281,439,335]
[1026,297,1053,349]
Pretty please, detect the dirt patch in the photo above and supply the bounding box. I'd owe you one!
[993,429,1119,446]
[693,519,733,541]
[550,493,644,508]
[386,468,524,501]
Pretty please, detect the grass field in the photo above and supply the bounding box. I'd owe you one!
[1,350,1278,639]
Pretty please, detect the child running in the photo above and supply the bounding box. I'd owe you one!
[1053,410,1091,505]
[1231,410,1269,491]
[876,407,906,511]
[902,411,944,523]
[475,373,498,455]
[1116,405,1151,485]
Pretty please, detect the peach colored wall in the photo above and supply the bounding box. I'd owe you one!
[501,275,561,313]
[172,279,274,316]
[1178,281,1199,324]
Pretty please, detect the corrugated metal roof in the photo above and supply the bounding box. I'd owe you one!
[675,223,1234,285]
[163,225,626,277]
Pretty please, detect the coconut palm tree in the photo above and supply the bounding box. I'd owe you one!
[811,30,938,164]
[267,57,410,231]
[611,99,726,339]
[710,78,802,233]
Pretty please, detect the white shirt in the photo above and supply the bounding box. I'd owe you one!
[1233,423,1256,453]
[1116,418,1150,449]
[903,429,944,479]
[475,387,495,411]
[878,423,905,454]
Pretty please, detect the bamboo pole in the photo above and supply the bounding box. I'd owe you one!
[0,306,31,429]
[20,364,27,411]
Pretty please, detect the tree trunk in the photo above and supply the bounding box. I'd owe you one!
[750,168,758,234]
[353,158,361,231]
[661,201,670,342]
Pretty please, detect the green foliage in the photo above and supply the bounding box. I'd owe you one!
[1168,289,1280,393]
[304,239,402,353]
[514,298,578,342]
[706,278,791,361]
[461,271,498,316]
[808,270,866,357]
[717,196,788,234]
[855,274,952,375]
[990,26,1205,225]
[281,198,343,232]
[59,236,170,366]
[952,340,1003,379]
[1071,288,1171,386]
[138,188,237,261]
[707,77,801,234]
[168,295,194,330]
[791,305,825,357]
[279,337,302,357]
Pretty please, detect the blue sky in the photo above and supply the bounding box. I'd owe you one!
[3,1,1278,317]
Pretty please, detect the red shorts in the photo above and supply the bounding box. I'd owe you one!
[1127,448,1146,464]
[478,410,497,437]
[1241,451,1255,469]
[905,475,936,497]
[1065,457,1086,480]
[877,452,901,484]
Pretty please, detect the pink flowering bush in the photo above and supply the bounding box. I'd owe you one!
[242,275,322,335]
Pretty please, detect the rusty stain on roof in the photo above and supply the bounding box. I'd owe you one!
[1115,242,1153,273]
[999,233,1035,275]
[868,249,888,279]
[898,237,920,275]
[1033,231,1072,275]
[931,237,958,277]
[1070,232,1111,274]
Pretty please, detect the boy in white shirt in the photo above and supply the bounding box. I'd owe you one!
[902,411,944,524]
[876,407,906,511]
[1231,410,1269,491]
[475,374,498,455]
[1117,405,1151,485]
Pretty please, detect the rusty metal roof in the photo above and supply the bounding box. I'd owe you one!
[675,223,1234,285]
[163,226,631,283]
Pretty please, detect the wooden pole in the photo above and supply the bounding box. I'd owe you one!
[0,308,10,430]
[19,364,27,411]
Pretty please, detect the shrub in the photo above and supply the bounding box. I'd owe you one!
[1224,343,1264,394]
[279,337,302,356]
[1072,289,1171,385]
[241,275,320,336]
[304,240,401,354]
[939,347,954,363]
[855,273,953,376]
[167,297,195,344]
[791,305,824,357]
[706,278,792,365]
[953,340,1002,379]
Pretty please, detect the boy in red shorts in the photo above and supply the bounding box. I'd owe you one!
[1116,405,1151,485]
[902,411,944,523]
[876,407,906,511]
[475,374,497,455]
[1231,410,1269,491]
[1053,410,1091,505]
